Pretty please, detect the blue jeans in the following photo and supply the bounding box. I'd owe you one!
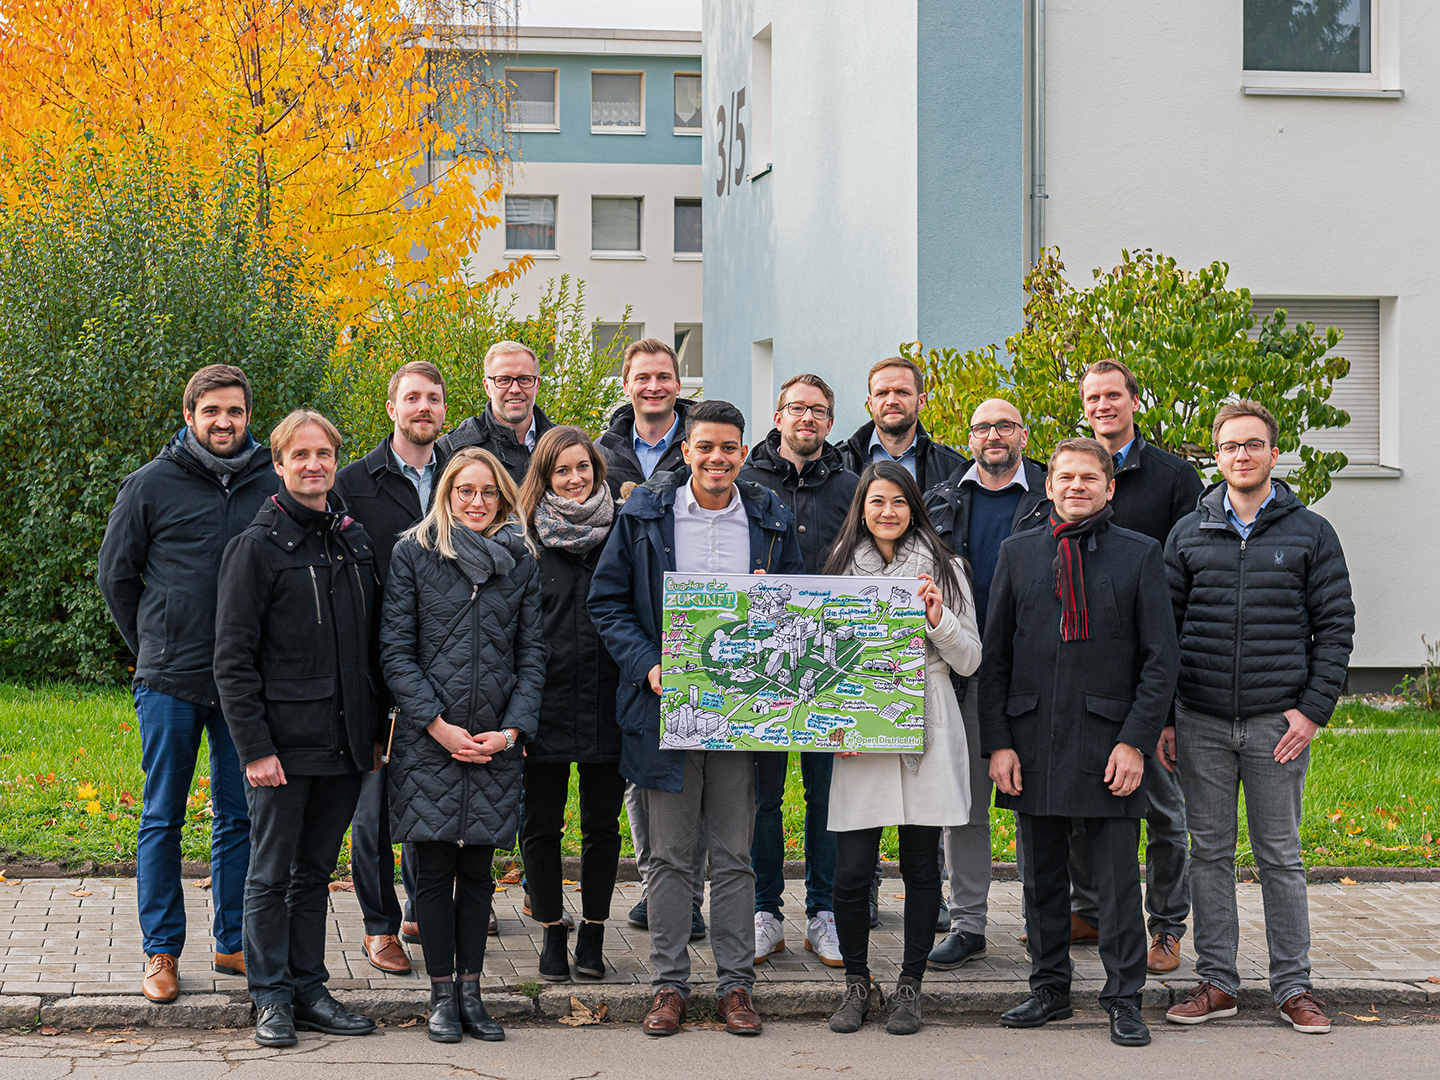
[752,752,835,920]
[134,685,250,957]
[1176,704,1313,1006]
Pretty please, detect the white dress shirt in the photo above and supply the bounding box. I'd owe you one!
[672,480,750,575]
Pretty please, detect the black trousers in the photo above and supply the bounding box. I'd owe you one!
[834,825,942,982]
[520,760,626,923]
[413,841,497,980]
[242,771,363,1008]
[350,762,419,933]
[1018,813,1146,1010]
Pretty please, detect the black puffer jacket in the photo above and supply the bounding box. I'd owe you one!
[436,405,555,484]
[841,419,965,495]
[381,522,546,848]
[738,431,859,574]
[597,398,695,495]
[1164,480,1354,727]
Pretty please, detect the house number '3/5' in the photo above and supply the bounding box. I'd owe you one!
[715,87,747,197]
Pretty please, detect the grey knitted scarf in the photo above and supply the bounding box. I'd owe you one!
[184,428,259,481]
[531,487,615,555]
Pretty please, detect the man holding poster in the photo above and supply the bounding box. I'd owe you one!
[588,400,802,1038]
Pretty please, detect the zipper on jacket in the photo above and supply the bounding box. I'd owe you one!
[308,567,323,625]
[1233,539,1246,721]
[458,581,480,846]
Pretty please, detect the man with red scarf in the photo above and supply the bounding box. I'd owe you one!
[978,438,1179,1048]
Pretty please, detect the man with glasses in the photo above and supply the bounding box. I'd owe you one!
[598,338,695,495]
[440,341,553,482]
[739,374,859,971]
[1161,400,1352,1035]
[841,356,964,494]
[923,399,1049,971]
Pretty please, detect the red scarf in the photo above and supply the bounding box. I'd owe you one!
[1050,506,1113,642]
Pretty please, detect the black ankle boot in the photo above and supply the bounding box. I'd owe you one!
[574,921,605,978]
[539,923,570,982]
[427,982,462,1043]
[458,979,506,1041]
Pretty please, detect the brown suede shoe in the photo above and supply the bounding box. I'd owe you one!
[642,988,687,1037]
[1280,991,1331,1034]
[1166,981,1238,1025]
[142,953,179,1002]
[717,987,763,1036]
[213,951,245,977]
[1146,932,1181,973]
[1070,914,1099,944]
[364,934,412,974]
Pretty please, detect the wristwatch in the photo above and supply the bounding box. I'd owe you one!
[502,728,517,752]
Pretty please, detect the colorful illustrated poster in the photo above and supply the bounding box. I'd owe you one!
[659,572,927,752]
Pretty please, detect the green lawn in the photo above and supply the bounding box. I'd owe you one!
[0,685,1436,869]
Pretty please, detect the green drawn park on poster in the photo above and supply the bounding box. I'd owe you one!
[659,572,928,753]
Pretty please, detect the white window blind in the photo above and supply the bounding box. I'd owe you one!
[592,197,641,251]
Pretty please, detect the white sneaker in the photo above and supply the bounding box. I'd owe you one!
[754,911,786,964]
[805,911,843,968]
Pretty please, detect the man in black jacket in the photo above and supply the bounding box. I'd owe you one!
[215,409,382,1048]
[924,398,1049,972]
[982,438,1179,1047]
[738,373,858,970]
[333,361,451,974]
[437,341,553,482]
[1067,358,1203,974]
[1161,401,1353,1036]
[98,364,277,1004]
[596,337,694,495]
[840,356,964,494]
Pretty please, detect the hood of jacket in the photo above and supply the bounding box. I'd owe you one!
[1195,477,1303,534]
[843,418,938,465]
[744,429,850,487]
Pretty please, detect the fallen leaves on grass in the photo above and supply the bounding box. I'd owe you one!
[76,783,98,800]
[557,997,608,1026]
[328,880,353,892]
[69,889,92,898]
[192,878,211,889]
[85,801,103,815]
[119,792,135,808]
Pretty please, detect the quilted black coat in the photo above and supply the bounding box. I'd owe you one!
[380,522,546,848]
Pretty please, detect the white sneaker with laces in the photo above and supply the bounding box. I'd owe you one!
[805,910,843,967]
[754,911,786,964]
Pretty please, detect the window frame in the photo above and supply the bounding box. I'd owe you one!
[590,69,646,135]
[672,197,702,260]
[1242,1,1401,96]
[590,195,645,260]
[503,67,560,133]
[502,194,560,260]
[673,71,702,136]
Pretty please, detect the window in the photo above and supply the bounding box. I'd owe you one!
[749,25,773,177]
[1251,298,1381,466]
[1242,1,1399,95]
[505,69,558,130]
[592,197,642,254]
[504,196,556,253]
[592,72,643,132]
[675,324,703,379]
[673,198,702,256]
[595,323,643,371]
[674,73,702,134]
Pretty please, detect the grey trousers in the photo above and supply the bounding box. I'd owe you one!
[625,781,707,906]
[942,690,992,935]
[643,751,756,998]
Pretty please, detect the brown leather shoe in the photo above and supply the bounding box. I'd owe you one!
[364,934,412,974]
[400,920,421,943]
[1070,914,1099,943]
[642,988,687,1036]
[1146,932,1181,973]
[1166,981,1238,1024]
[142,953,179,1002]
[1280,991,1331,1034]
[213,951,245,977]
[488,910,499,935]
[716,987,763,1036]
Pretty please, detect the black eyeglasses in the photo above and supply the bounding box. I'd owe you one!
[1218,439,1270,457]
[781,403,832,420]
[485,374,539,390]
[970,421,1020,437]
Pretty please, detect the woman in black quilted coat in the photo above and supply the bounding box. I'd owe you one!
[380,447,546,1043]
[516,427,624,984]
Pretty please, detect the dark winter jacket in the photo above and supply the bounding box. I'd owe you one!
[979,521,1180,819]
[738,431,860,575]
[1164,480,1354,727]
[1108,434,1205,548]
[587,472,804,793]
[841,419,966,496]
[596,398,695,496]
[436,404,555,484]
[925,458,1052,561]
[531,541,622,764]
[380,522,546,848]
[98,429,279,707]
[214,489,382,775]
[333,436,451,586]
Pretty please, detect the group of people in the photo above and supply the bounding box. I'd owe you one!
[96,339,1354,1050]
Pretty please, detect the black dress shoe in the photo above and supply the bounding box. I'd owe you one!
[458,980,506,1041]
[1108,1000,1151,1046]
[427,982,463,1043]
[999,987,1074,1028]
[928,931,987,970]
[254,1002,297,1047]
[293,994,376,1036]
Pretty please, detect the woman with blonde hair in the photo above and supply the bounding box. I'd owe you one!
[381,447,546,1043]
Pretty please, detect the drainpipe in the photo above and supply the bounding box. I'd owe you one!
[1029,0,1046,269]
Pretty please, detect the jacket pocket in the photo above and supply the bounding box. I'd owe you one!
[1005,691,1040,717]
[264,675,336,750]
[1081,693,1132,775]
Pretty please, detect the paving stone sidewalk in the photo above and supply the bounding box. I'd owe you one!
[3,875,1439,1026]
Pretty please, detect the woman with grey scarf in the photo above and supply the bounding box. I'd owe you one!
[516,427,625,985]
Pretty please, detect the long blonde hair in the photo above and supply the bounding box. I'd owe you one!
[402,447,528,560]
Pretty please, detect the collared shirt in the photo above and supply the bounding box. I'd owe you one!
[868,427,918,479]
[1224,486,1275,540]
[1112,436,1137,470]
[491,406,538,452]
[389,443,437,509]
[633,412,680,479]
[673,480,750,575]
[958,460,1030,492]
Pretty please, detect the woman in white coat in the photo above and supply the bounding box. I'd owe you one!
[822,461,982,1036]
